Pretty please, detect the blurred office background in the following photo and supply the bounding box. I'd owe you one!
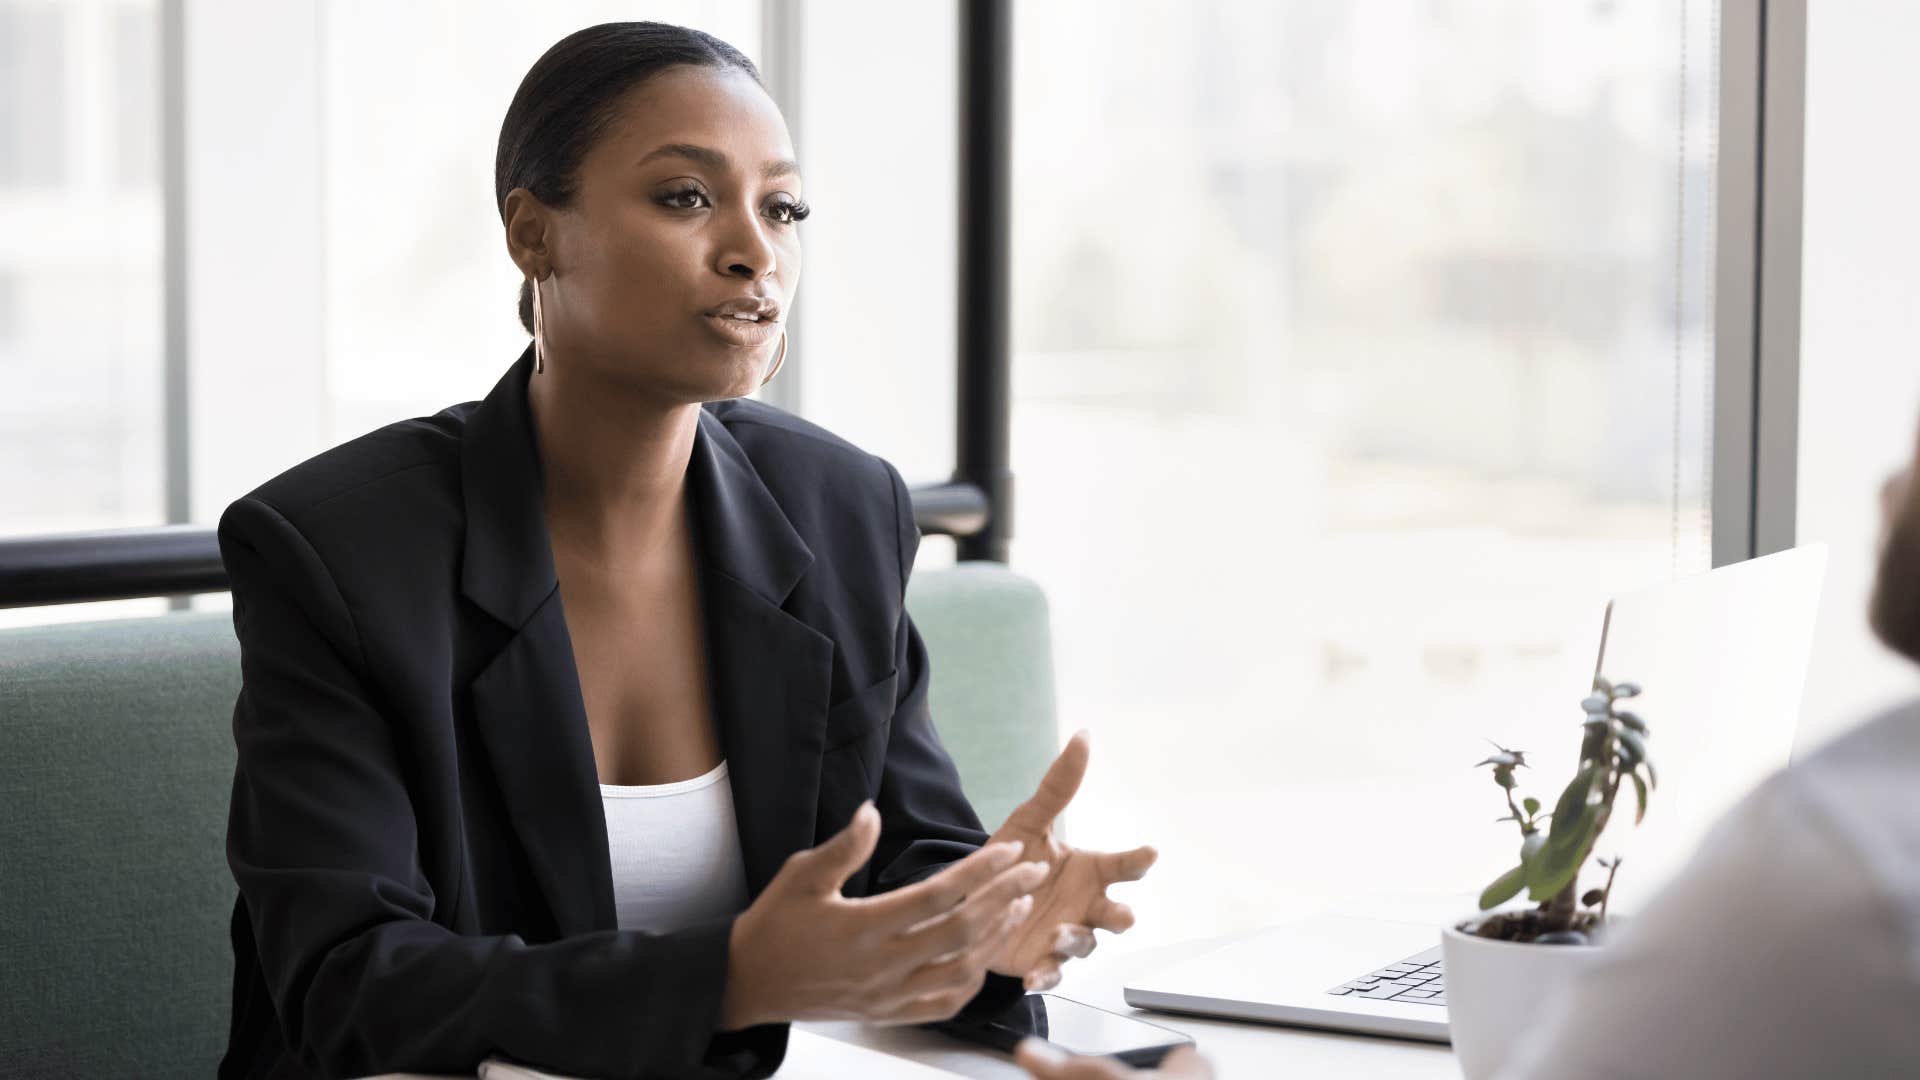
[4,0,1917,949]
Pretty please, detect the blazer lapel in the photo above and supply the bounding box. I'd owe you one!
[467,592,609,937]
[459,345,609,938]
[685,407,834,897]
[458,345,834,939]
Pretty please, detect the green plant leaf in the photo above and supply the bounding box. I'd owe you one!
[1529,795,1601,901]
[1630,770,1649,823]
[1617,728,1650,765]
[1641,759,1658,790]
[1620,730,1651,764]
[1548,765,1599,848]
[1612,681,1642,698]
[1616,710,1648,734]
[1523,797,1541,816]
[1527,821,1595,901]
[1593,675,1614,696]
[1480,864,1529,910]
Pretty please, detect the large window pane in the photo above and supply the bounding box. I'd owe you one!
[0,0,166,628]
[1009,0,1719,945]
[789,0,961,570]
[1795,0,1920,752]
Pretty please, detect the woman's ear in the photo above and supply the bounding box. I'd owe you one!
[502,187,553,278]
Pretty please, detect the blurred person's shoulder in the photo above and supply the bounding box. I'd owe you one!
[1782,699,1920,899]
[1792,697,1920,790]
[1614,698,1920,965]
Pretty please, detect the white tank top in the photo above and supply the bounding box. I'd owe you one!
[598,759,751,934]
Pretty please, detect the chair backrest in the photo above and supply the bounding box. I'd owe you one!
[905,561,1060,830]
[0,562,1055,1077]
[0,610,239,1077]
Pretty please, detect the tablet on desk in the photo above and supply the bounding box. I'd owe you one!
[931,992,1196,1068]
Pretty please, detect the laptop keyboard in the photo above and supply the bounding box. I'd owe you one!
[1325,946,1446,1007]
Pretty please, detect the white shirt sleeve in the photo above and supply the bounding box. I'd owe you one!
[1492,760,1920,1080]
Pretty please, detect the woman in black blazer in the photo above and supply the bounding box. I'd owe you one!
[217,21,1155,1080]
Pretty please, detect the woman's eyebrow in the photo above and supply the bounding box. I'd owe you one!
[636,142,800,182]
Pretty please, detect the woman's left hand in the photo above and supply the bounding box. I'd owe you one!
[984,730,1158,991]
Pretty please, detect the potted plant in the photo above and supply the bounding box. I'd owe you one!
[1441,676,1656,1080]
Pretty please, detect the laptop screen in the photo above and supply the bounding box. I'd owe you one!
[1588,543,1826,907]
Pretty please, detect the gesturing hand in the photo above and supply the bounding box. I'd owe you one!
[720,800,1050,1030]
[986,730,1158,990]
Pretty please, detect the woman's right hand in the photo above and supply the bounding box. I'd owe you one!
[719,799,1050,1029]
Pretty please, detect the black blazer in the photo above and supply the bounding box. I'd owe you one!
[216,344,1020,1080]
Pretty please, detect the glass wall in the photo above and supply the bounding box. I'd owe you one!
[0,0,167,627]
[1795,0,1920,752]
[993,0,1721,944]
[788,0,960,555]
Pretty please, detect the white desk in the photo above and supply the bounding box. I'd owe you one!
[368,925,1462,1078]
[802,930,1459,1079]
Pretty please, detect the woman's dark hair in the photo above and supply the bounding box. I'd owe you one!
[495,22,764,335]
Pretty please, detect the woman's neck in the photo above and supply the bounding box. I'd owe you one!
[525,362,701,575]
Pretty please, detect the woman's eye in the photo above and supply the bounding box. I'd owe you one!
[659,187,809,225]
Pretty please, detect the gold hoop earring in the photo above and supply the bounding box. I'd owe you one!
[530,273,548,375]
[759,330,788,387]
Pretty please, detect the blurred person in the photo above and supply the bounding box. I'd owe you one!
[1485,408,1920,1078]
[1014,416,1920,1080]
[216,22,1154,1080]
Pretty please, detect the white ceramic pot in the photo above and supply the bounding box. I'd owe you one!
[1441,922,1606,1080]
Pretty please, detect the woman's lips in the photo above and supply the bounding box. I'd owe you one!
[701,313,781,347]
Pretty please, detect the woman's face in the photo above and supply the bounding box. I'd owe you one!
[508,65,804,402]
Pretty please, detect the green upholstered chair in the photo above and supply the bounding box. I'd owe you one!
[0,562,1056,1078]
[0,610,240,1078]
[906,561,1060,832]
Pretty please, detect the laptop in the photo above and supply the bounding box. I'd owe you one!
[1122,544,1829,1044]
